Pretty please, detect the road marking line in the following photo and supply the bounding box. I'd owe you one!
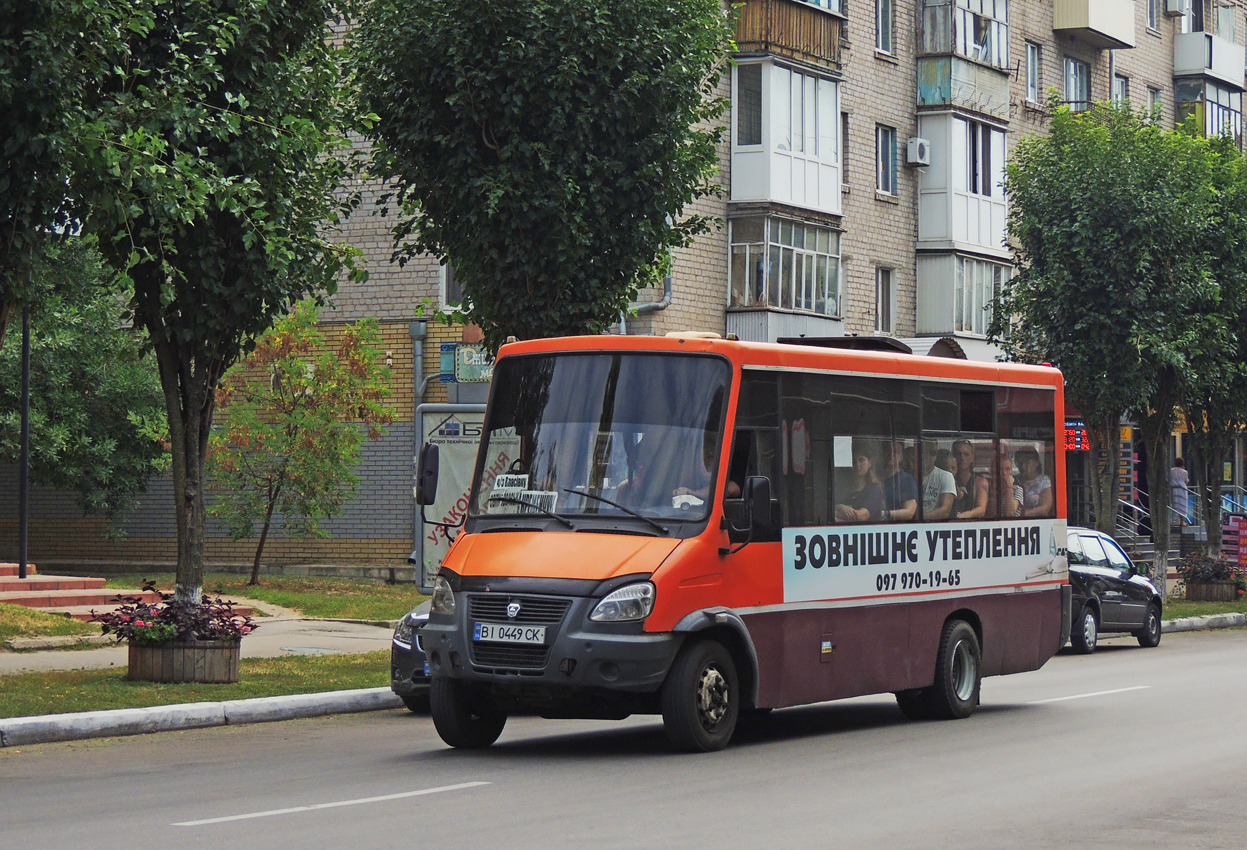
[172,781,491,826]
[1030,685,1151,705]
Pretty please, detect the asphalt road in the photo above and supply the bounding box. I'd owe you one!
[2,629,1244,850]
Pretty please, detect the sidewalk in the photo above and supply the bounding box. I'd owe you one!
[1,612,1243,748]
[0,600,397,675]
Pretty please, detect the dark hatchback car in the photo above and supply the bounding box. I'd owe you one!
[1066,527,1163,654]
[390,600,431,712]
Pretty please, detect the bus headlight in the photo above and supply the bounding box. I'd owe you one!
[430,576,456,616]
[589,582,655,623]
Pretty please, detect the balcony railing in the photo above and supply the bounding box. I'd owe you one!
[1174,30,1247,88]
[1053,0,1135,50]
[734,0,843,72]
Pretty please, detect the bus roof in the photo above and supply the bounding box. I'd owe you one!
[496,335,1063,390]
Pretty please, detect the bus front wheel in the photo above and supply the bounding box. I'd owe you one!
[430,678,507,749]
[661,639,739,752]
[927,619,981,720]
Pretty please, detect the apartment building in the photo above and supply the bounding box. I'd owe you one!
[6,1,1244,569]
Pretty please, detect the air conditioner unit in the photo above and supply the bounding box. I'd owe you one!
[906,137,931,167]
[1164,0,1185,17]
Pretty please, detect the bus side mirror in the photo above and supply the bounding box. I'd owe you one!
[416,443,440,506]
[744,476,770,529]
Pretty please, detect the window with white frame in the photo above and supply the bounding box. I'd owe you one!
[1179,0,1198,34]
[731,61,842,213]
[963,119,1002,197]
[1064,57,1090,112]
[875,268,894,333]
[737,64,763,146]
[955,0,1009,69]
[954,256,1010,335]
[1025,42,1041,103]
[1147,87,1163,120]
[1217,4,1236,41]
[1146,0,1159,31]
[441,263,467,311]
[729,217,842,315]
[1205,81,1243,144]
[1112,74,1129,105]
[877,0,894,53]
[877,124,897,194]
[799,0,843,11]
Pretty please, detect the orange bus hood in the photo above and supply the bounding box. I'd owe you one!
[442,532,681,582]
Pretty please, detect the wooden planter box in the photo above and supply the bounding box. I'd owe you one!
[128,639,241,684]
[1185,580,1239,602]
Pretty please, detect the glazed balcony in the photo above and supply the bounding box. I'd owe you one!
[734,0,843,73]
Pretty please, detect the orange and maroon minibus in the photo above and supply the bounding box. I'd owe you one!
[417,334,1070,751]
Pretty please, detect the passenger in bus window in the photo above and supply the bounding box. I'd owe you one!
[880,440,918,522]
[999,445,1023,518]
[835,445,884,522]
[952,439,990,519]
[1016,448,1054,517]
[921,442,956,520]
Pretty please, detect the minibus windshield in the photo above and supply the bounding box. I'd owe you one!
[470,352,730,524]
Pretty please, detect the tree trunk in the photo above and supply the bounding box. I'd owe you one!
[249,483,281,585]
[1088,416,1120,536]
[1138,412,1171,596]
[150,330,225,606]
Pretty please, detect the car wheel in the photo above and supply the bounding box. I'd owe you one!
[1135,603,1162,648]
[1071,605,1098,654]
[661,639,739,752]
[401,693,430,714]
[430,678,506,748]
[924,620,981,720]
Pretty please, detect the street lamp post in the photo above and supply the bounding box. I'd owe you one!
[18,285,30,581]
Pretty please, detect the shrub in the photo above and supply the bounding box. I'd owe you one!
[91,582,255,644]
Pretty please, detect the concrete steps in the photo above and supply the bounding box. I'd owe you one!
[0,565,251,622]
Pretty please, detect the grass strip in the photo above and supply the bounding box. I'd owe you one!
[0,650,392,719]
[0,604,98,642]
[103,573,425,621]
[1163,599,1247,620]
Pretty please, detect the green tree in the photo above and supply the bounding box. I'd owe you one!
[0,238,166,520]
[996,101,1221,584]
[208,304,393,584]
[1177,138,1247,555]
[0,0,133,343]
[76,1,366,603]
[353,0,733,352]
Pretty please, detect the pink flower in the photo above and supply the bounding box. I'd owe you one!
[135,620,147,627]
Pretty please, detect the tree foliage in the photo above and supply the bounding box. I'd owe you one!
[996,101,1222,553]
[0,0,130,343]
[0,238,166,520]
[208,303,393,584]
[354,0,733,352]
[76,0,367,603]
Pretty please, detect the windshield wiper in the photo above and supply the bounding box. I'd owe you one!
[563,488,669,534]
[486,495,575,529]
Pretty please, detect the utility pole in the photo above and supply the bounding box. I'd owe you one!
[18,266,30,580]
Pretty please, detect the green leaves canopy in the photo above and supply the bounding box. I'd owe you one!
[354,0,733,352]
[0,239,165,520]
[997,102,1221,430]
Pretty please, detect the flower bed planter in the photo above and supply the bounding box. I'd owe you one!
[1185,580,1239,603]
[128,639,241,684]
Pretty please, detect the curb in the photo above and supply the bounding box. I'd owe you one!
[1162,612,1247,633]
[3,634,114,651]
[0,687,403,747]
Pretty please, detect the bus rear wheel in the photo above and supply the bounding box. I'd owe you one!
[661,639,739,752]
[926,619,981,720]
[430,678,507,749]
